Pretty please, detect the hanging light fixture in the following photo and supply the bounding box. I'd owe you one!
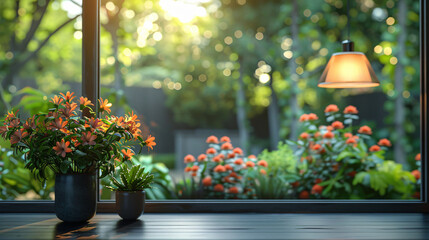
[318,0,380,88]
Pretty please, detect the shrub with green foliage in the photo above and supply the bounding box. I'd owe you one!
[0,148,55,200]
[258,141,296,175]
[287,104,417,199]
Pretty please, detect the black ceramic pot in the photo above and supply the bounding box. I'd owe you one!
[55,173,97,222]
[116,191,145,220]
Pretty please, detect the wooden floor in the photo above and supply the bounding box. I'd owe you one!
[0,213,428,239]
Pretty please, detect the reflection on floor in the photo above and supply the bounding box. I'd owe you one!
[0,213,428,239]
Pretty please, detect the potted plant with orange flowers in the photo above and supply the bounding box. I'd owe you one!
[0,92,156,222]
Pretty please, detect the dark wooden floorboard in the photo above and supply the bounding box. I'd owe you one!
[0,213,428,239]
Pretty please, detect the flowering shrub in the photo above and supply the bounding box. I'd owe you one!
[288,104,417,199]
[181,135,268,199]
[0,92,156,180]
[411,153,421,199]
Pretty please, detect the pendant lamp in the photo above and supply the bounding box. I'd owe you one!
[318,0,380,88]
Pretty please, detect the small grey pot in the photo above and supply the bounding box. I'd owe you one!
[116,191,145,220]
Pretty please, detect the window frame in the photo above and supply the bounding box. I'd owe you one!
[0,0,428,213]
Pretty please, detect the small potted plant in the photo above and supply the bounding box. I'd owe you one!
[0,92,156,222]
[106,164,154,220]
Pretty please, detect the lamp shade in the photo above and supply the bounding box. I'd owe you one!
[318,51,380,88]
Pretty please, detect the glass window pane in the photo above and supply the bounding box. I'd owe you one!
[99,0,420,200]
[0,0,82,200]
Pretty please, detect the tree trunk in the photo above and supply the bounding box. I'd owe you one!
[268,83,280,150]
[394,0,407,165]
[288,0,300,141]
[236,58,249,153]
[101,0,125,115]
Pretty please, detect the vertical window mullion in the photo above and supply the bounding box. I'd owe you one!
[82,0,101,202]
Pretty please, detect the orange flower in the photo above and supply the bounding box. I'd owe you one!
[206,148,217,154]
[221,142,233,150]
[248,155,256,159]
[79,97,93,107]
[23,116,36,130]
[314,178,323,184]
[299,191,309,199]
[227,153,236,158]
[314,132,321,138]
[344,105,358,114]
[378,138,391,147]
[331,121,344,129]
[51,95,64,105]
[344,133,353,138]
[198,154,207,162]
[98,97,112,114]
[214,165,226,172]
[214,184,224,192]
[311,184,323,194]
[81,132,97,146]
[346,138,357,145]
[85,117,102,130]
[60,91,75,102]
[291,181,300,188]
[60,102,77,118]
[225,164,233,171]
[220,136,231,142]
[184,154,196,163]
[229,186,239,194]
[257,160,268,167]
[245,161,255,167]
[369,145,381,152]
[8,119,20,128]
[416,153,421,161]
[191,165,199,172]
[191,172,197,177]
[121,148,134,160]
[233,147,243,155]
[299,114,309,122]
[145,135,156,150]
[260,169,267,175]
[300,132,309,140]
[202,176,212,186]
[10,129,28,145]
[206,135,219,144]
[184,167,192,172]
[323,131,334,139]
[213,155,223,163]
[312,144,322,151]
[50,118,68,131]
[324,104,339,113]
[53,139,72,158]
[412,170,421,180]
[358,125,372,135]
[234,158,243,165]
[307,113,318,121]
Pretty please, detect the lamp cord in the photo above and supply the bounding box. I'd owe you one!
[347,0,350,40]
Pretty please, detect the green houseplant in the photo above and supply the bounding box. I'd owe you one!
[0,91,156,222]
[106,164,154,220]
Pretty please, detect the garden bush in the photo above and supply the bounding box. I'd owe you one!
[180,135,268,199]
[287,104,418,199]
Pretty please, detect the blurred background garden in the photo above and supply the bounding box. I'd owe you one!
[0,0,421,200]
